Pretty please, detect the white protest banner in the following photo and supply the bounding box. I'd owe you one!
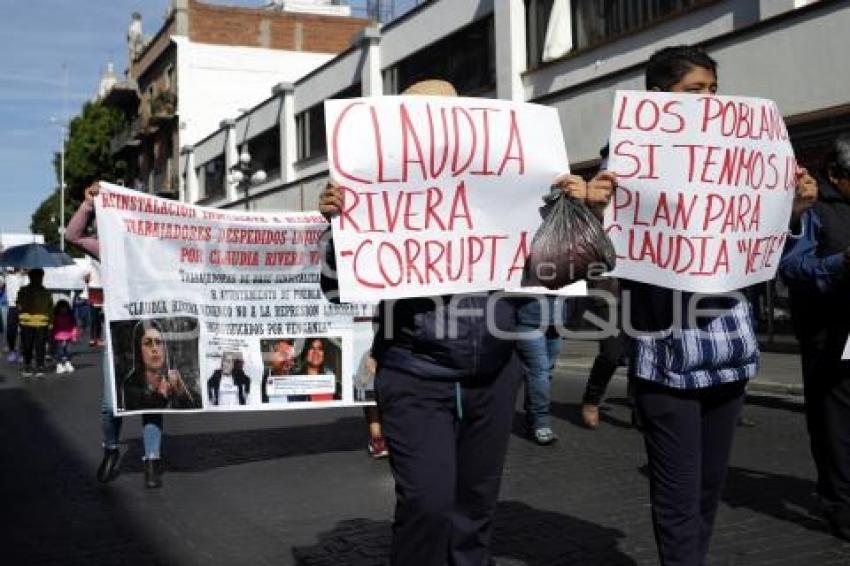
[95,183,373,415]
[325,96,569,302]
[603,91,797,292]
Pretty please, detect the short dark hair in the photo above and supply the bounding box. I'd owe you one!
[645,45,718,91]
[828,133,850,177]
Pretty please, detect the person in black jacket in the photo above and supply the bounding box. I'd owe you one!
[207,352,251,406]
[780,132,850,541]
[319,79,614,566]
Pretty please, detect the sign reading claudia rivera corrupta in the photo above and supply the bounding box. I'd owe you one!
[325,96,570,302]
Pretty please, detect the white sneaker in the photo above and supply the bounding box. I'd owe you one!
[56,363,66,374]
[64,361,75,373]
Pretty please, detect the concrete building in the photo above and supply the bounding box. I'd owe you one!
[183,0,849,347]
[99,0,370,199]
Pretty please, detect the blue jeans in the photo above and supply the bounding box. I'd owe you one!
[101,352,163,459]
[515,325,563,430]
[55,340,70,363]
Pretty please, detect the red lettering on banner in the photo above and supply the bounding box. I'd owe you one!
[738,232,788,274]
[699,97,788,142]
[400,103,427,182]
[615,95,689,134]
[451,107,477,176]
[179,247,202,264]
[340,234,510,287]
[424,187,446,230]
[611,141,659,179]
[341,182,474,234]
[506,231,529,281]
[619,230,730,276]
[470,108,498,176]
[331,102,371,185]
[702,193,762,233]
[371,106,399,183]
[426,105,450,178]
[497,110,526,176]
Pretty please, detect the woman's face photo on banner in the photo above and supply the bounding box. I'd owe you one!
[109,316,202,411]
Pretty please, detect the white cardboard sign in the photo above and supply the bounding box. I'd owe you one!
[325,96,569,302]
[603,91,797,292]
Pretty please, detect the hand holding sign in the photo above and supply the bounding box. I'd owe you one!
[319,182,344,221]
[792,167,817,222]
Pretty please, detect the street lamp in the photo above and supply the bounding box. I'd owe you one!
[228,144,267,210]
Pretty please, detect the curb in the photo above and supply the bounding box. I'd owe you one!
[555,360,804,401]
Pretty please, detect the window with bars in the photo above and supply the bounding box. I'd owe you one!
[198,156,225,201]
[526,0,716,68]
[383,16,495,96]
[296,83,361,162]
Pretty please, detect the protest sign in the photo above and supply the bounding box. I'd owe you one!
[325,96,569,302]
[95,183,373,415]
[603,91,797,292]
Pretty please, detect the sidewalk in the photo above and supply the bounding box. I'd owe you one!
[559,339,804,397]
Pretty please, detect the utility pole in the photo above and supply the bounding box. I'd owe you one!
[59,63,68,251]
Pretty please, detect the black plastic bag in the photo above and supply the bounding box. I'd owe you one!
[524,190,616,290]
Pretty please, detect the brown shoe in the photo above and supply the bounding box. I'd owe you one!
[581,404,600,429]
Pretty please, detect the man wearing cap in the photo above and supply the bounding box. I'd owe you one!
[320,79,613,565]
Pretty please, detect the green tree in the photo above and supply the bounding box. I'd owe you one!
[30,101,127,246]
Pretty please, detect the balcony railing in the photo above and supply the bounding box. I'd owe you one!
[109,115,144,155]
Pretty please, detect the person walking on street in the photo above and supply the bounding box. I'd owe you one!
[17,268,53,377]
[515,294,568,445]
[67,182,167,489]
[319,78,614,566]
[580,277,630,429]
[609,45,818,566]
[780,132,850,542]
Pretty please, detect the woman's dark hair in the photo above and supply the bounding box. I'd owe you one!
[826,132,850,179]
[131,319,167,375]
[299,338,326,369]
[645,45,718,91]
[54,299,71,314]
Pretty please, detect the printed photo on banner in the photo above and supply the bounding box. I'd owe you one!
[109,316,203,412]
[603,90,797,292]
[259,336,343,404]
[206,351,253,408]
[325,96,569,302]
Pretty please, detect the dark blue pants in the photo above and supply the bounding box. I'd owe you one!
[801,339,850,531]
[636,379,745,566]
[376,355,521,566]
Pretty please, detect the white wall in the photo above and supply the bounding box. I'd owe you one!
[175,37,334,146]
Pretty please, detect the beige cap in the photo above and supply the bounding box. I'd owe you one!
[402,79,457,97]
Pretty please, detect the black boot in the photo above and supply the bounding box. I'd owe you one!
[144,458,163,489]
[96,448,120,483]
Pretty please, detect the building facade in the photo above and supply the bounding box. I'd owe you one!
[101,0,370,199]
[184,0,848,347]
